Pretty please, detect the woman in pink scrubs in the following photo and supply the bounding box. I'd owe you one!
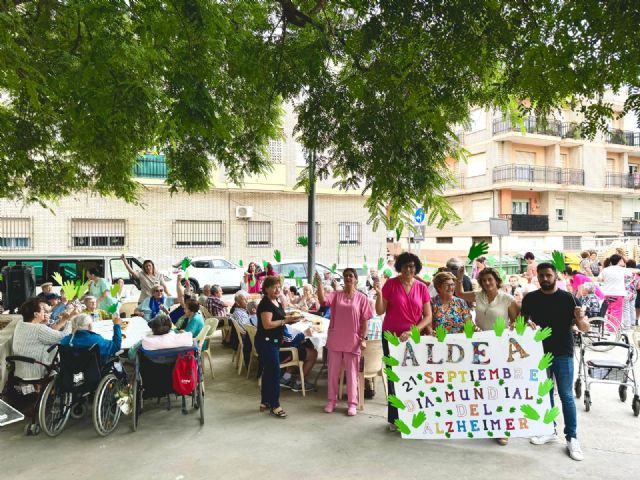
[374,252,433,430]
[317,268,372,416]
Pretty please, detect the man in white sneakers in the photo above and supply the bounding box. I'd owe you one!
[521,262,590,461]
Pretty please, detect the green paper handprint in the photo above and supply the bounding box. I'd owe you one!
[534,327,553,342]
[435,325,447,342]
[520,404,541,421]
[514,315,526,335]
[551,250,566,272]
[463,320,475,339]
[410,325,421,344]
[538,352,554,371]
[467,241,489,263]
[493,316,506,337]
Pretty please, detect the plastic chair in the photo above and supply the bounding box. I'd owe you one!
[230,319,246,375]
[193,325,210,393]
[201,318,219,379]
[217,316,231,344]
[280,347,306,397]
[201,306,213,319]
[338,339,387,410]
[119,302,138,317]
[244,325,258,378]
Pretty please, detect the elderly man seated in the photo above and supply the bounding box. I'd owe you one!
[205,284,231,317]
[128,313,194,360]
[139,284,175,322]
[198,285,212,306]
[36,282,54,300]
[60,313,122,363]
[82,295,111,321]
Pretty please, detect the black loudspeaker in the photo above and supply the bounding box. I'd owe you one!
[1,265,36,312]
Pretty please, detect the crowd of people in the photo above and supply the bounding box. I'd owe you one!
[4,247,639,463]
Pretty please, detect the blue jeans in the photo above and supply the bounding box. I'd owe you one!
[256,337,281,409]
[548,355,577,440]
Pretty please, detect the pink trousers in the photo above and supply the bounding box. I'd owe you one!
[327,349,360,408]
[605,295,623,332]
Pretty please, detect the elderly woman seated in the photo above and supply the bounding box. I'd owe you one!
[128,313,194,361]
[430,271,473,334]
[59,313,122,363]
[296,284,320,312]
[581,282,602,318]
[11,298,75,381]
[139,284,175,321]
[83,295,111,321]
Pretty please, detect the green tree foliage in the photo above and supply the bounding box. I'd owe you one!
[1,1,638,225]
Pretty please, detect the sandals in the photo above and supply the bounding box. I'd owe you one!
[270,407,287,418]
[259,403,270,412]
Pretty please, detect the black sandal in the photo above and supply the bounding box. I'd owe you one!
[270,407,287,418]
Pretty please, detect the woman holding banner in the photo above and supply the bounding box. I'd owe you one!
[374,252,432,432]
[430,271,472,333]
[455,266,518,445]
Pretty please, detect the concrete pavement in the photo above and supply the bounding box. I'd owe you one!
[1,331,639,480]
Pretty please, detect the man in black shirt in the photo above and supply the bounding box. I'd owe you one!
[521,262,590,461]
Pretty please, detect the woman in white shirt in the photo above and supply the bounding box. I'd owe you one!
[598,254,628,331]
[455,266,518,447]
[455,267,519,331]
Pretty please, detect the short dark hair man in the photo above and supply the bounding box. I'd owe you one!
[521,262,590,461]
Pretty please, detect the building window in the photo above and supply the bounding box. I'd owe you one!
[634,212,640,221]
[467,109,486,133]
[173,220,224,248]
[436,237,453,244]
[247,221,272,247]
[512,201,530,215]
[556,209,565,221]
[563,236,582,250]
[296,222,320,246]
[467,153,487,178]
[70,219,126,249]
[268,139,283,163]
[471,236,492,244]
[409,226,426,243]
[0,217,32,250]
[471,198,492,221]
[339,222,361,245]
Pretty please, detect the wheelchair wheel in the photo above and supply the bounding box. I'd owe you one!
[92,374,123,437]
[24,423,41,436]
[38,376,71,437]
[70,401,88,419]
[619,385,628,403]
[574,379,582,399]
[584,391,591,412]
[130,375,139,432]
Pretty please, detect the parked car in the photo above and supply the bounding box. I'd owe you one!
[272,260,343,288]
[170,256,244,293]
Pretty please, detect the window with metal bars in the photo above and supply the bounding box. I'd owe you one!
[70,219,126,249]
[173,220,224,247]
[563,236,582,250]
[296,222,320,246]
[0,217,32,250]
[247,221,272,247]
[338,222,361,245]
[268,139,283,163]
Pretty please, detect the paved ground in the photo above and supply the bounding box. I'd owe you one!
[2,331,639,480]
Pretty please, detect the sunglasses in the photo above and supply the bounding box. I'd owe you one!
[153,289,164,293]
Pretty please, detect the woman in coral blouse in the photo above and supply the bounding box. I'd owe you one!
[374,252,432,431]
[317,268,372,416]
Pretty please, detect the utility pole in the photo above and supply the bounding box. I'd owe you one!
[307,150,316,283]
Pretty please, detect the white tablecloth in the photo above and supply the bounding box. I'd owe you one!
[92,317,151,350]
[288,312,329,350]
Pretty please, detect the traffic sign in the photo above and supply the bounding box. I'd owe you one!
[414,207,425,224]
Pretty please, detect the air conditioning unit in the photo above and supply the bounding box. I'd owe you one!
[236,206,253,219]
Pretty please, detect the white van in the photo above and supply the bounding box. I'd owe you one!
[0,253,166,300]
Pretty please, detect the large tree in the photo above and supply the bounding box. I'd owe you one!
[1,0,638,228]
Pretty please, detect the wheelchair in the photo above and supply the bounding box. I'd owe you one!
[2,355,56,436]
[37,344,128,437]
[130,346,204,432]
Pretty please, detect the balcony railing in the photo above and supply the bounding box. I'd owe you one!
[493,117,563,136]
[133,154,167,178]
[499,214,549,232]
[493,165,584,185]
[606,129,640,147]
[606,172,640,189]
[623,218,640,236]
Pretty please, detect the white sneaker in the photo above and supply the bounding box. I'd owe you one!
[530,433,559,445]
[567,438,584,461]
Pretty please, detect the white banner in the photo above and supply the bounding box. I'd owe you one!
[386,328,557,440]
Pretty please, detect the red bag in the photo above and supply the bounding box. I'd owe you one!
[172,352,198,396]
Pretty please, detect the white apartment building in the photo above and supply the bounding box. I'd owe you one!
[0,105,387,271]
[414,92,640,263]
